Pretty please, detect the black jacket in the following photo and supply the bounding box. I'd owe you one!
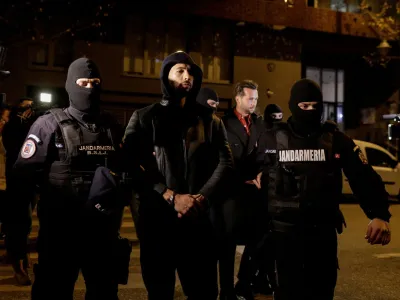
[220,109,267,243]
[222,109,265,184]
[123,52,233,208]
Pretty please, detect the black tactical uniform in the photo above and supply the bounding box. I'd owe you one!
[13,58,125,300]
[260,79,391,300]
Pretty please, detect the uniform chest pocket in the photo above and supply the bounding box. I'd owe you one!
[305,171,336,199]
[273,164,305,198]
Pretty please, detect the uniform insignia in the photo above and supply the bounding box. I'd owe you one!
[78,145,115,155]
[278,149,326,162]
[28,134,41,144]
[21,139,36,159]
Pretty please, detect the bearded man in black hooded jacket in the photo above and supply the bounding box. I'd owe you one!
[259,79,391,300]
[13,57,125,300]
[123,52,233,300]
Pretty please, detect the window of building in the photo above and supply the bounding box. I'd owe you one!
[305,67,345,130]
[123,16,186,78]
[123,15,232,83]
[365,147,397,168]
[187,18,232,84]
[28,39,73,71]
[30,44,49,66]
[309,0,360,13]
[330,0,348,12]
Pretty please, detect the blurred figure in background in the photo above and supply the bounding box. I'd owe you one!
[1,98,37,285]
[263,104,283,130]
[196,87,234,299]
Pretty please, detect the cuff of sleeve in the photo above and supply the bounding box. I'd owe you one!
[153,183,167,195]
[369,210,391,222]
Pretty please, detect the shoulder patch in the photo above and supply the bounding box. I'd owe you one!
[21,139,37,159]
[28,134,41,144]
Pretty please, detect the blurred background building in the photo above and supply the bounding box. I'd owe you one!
[1,0,400,159]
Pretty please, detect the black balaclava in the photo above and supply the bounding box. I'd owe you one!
[160,51,203,108]
[65,58,101,114]
[264,104,283,128]
[289,79,323,135]
[196,87,219,115]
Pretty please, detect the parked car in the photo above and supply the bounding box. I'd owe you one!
[342,140,400,199]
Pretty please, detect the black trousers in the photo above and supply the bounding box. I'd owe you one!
[216,238,236,296]
[31,199,120,300]
[209,197,237,297]
[273,225,338,300]
[139,205,218,300]
[237,233,276,290]
[4,161,36,261]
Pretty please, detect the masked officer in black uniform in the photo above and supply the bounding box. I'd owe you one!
[264,104,283,130]
[13,58,125,300]
[123,51,233,300]
[236,105,285,297]
[260,79,391,300]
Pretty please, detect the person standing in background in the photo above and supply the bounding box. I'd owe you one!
[2,98,37,285]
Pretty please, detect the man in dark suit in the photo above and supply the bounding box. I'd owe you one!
[222,80,269,300]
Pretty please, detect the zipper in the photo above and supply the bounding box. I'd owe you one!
[183,138,188,180]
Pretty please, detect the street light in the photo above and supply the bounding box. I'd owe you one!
[40,93,52,103]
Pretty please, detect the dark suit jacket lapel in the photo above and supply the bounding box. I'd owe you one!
[246,115,260,155]
[225,116,248,147]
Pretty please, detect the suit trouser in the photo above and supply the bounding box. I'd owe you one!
[139,205,218,300]
[273,225,338,300]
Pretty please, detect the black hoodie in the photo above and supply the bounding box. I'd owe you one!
[123,51,233,201]
[160,51,203,106]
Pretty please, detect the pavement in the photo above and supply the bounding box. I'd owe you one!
[0,203,399,299]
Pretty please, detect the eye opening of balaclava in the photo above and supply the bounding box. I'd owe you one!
[289,79,323,132]
[160,51,203,107]
[196,87,219,115]
[65,57,102,113]
[264,104,283,126]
